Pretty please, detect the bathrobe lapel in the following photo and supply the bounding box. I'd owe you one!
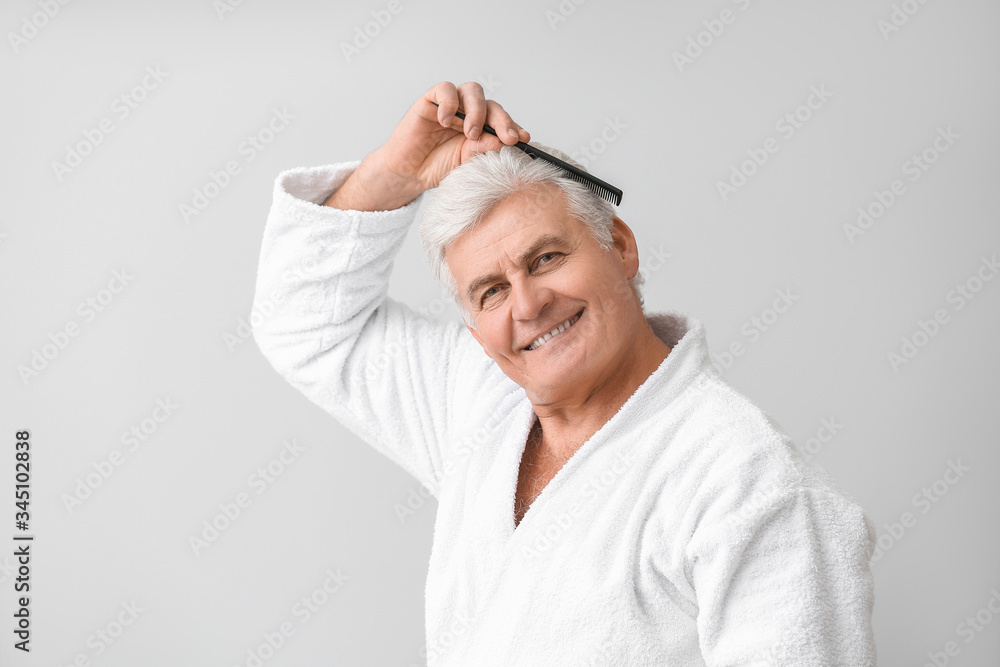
[469,313,706,612]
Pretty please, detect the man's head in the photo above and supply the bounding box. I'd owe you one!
[419,144,649,403]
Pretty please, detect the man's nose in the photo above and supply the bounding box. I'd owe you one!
[510,277,551,323]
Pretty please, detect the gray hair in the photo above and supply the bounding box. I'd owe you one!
[419,143,644,329]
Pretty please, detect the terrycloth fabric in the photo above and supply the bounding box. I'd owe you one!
[252,161,878,666]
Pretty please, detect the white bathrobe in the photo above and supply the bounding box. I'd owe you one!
[252,161,877,666]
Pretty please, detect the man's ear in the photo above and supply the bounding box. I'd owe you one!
[610,215,640,280]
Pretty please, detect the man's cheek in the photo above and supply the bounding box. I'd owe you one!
[572,309,603,345]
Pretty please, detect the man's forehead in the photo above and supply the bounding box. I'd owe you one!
[458,186,576,257]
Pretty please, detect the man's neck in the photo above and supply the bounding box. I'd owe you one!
[529,325,672,460]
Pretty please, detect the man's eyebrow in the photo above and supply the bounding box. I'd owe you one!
[465,234,570,305]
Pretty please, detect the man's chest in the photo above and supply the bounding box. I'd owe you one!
[513,428,573,528]
[514,464,558,527]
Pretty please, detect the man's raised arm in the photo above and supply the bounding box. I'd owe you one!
[251,81,529,494]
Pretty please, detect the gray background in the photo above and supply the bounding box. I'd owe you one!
[2,0,998,665]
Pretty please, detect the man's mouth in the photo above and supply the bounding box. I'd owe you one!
[524,309,584,351]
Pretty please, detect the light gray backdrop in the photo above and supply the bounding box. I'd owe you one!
[2,1,998,665]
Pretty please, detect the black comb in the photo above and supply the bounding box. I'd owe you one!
[432,103,623,206]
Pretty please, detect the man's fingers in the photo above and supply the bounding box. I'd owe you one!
[425,81,461,129]
[456,82,488,140]
[422,81,530,146]
[483,100,524,146]
[422,80,531,162]
[471,132,505,153]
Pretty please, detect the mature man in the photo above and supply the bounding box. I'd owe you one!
[252,81,876,665]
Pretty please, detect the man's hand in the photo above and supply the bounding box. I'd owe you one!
[323,81,530,211]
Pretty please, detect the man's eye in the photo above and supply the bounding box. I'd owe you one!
[481,286,499,303]
[537,253,557,266]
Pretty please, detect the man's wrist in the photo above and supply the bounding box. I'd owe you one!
[322,149,423,212]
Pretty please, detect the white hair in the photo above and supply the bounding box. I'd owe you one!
[419,143,644,330]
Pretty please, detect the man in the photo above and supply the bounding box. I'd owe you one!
[252,81,877,665]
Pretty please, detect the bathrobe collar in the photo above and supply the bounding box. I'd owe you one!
[485,310,711,549]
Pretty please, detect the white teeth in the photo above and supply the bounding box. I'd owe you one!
[528,314,578,351]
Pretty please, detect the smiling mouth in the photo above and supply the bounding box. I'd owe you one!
[524,309,585,351]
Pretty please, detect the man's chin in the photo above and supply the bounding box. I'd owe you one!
[517,363,591,402]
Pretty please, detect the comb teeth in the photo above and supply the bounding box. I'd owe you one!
[575,174,620,206]
[534,155,623,206]
[568,170,613,204]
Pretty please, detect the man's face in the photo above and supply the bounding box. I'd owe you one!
[444,183,643,405]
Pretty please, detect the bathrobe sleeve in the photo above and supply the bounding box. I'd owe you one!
[687,485,877,666]
[251,161,468,496]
